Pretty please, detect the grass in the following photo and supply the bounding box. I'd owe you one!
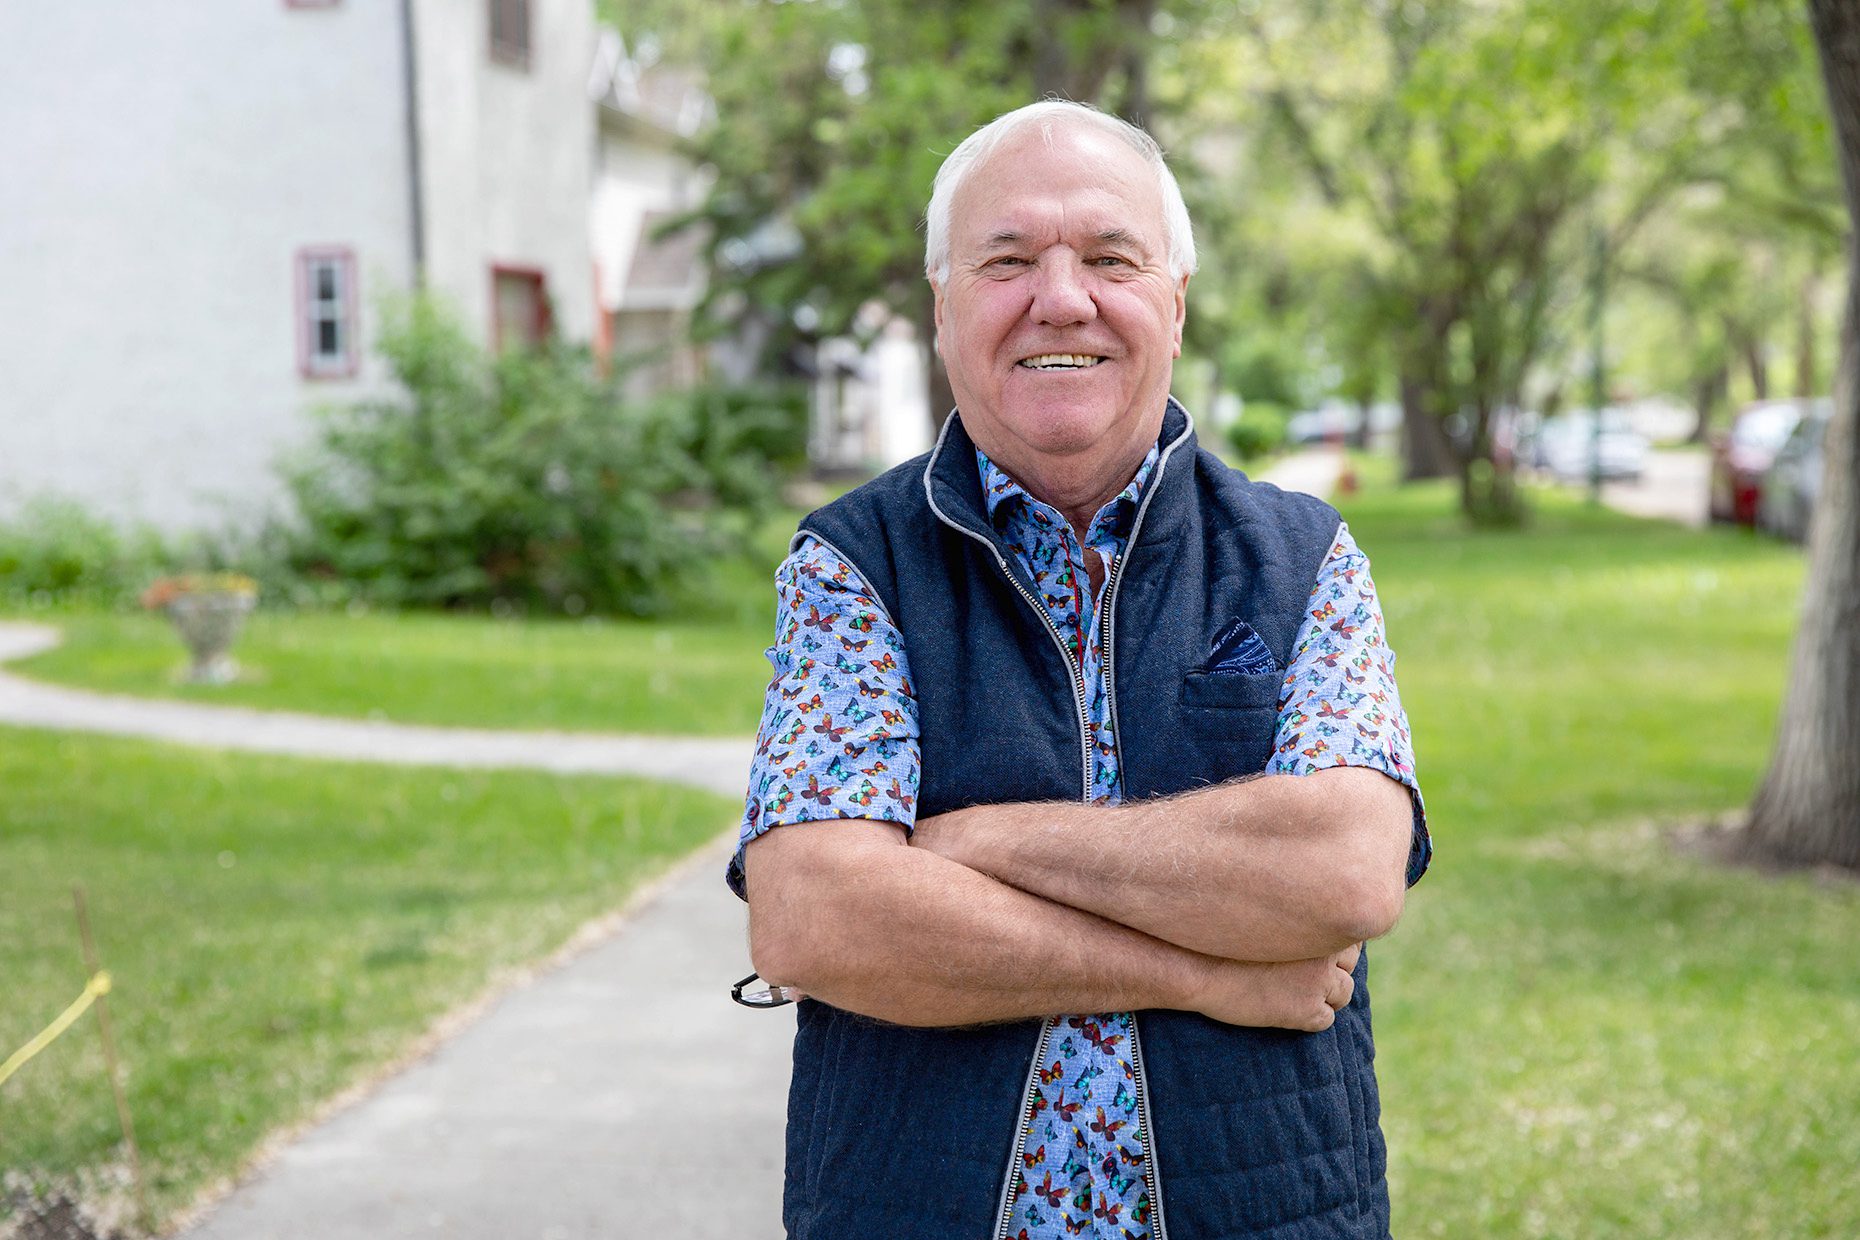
[5,459,1858,1236]
[8,607,773,737]
[0,730,736,1228]
[1334,463,1860,1237]
[3,526,792,738]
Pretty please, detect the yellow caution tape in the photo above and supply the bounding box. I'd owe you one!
[0,971,112,1089]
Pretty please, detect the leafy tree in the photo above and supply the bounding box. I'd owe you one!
[1174,0,1828,519]
[1618,221,1825,441]
[1741,0,1860,871]
[1613,0,1844,436]
[629,0,1171,427]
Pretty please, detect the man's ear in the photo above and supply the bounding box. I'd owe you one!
[1172,274,1189,358]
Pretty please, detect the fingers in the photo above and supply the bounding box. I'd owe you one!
[1301,952,1358,1031]
[1336,941,1362,973]
[1326,965,1355,1012]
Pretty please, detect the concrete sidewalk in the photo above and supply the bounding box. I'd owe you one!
[0,623,753,797]
[179,833,792,1240]
[1599,448,1711,528]
[1253,446,1345,499]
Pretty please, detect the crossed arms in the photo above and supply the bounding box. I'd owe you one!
[743,764,1414,1031]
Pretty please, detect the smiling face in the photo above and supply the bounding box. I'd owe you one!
[933,120,1188,487]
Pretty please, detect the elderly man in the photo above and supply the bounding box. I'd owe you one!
[728,100,1429,1240]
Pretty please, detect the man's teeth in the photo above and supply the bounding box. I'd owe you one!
[1018,354,1105,369]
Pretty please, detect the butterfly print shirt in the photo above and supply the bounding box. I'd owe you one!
[729,446,1430,1240]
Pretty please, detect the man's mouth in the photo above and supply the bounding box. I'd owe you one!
[1016,353,1107,370]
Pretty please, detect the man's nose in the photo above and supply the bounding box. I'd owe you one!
[1028,258,1097,326]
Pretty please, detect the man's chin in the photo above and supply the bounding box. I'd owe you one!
[994,399,1127,456]
[1004,395,1160,459]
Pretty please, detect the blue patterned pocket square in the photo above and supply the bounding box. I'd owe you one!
[1205,619,1281,675]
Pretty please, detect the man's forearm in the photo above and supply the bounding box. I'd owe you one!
[746,819,1203,1026]
[912,767,1413,963]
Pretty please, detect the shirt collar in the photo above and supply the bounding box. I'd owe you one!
[973,439,1162,540]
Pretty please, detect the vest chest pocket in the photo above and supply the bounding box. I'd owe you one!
[1179,669,1282,711]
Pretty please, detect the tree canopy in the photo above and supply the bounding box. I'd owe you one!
[619,0,1840,517]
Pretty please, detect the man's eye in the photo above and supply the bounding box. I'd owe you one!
[1091,256,1130,267]
[989,256,1029,268]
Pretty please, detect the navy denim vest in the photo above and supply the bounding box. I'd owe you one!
[785,403,1390,1239]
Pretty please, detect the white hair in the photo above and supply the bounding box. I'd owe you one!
[923,99,1197,286]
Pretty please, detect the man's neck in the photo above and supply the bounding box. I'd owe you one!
[1026,465,1140,542]
[979,436,1157,542]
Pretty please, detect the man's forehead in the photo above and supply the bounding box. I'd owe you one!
[976,221,1152,252]
[950,122,1163,255]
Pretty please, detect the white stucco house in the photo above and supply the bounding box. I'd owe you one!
[0,2,931,532]
[0,1,612,531]
[587,33,723,401]
[809,312,933,473]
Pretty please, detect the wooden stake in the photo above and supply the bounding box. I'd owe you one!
[73,887,152,1234]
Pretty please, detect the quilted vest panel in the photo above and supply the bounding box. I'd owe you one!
[783,403,1390,1239]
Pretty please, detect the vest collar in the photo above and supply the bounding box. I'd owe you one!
[922,397,1199,550]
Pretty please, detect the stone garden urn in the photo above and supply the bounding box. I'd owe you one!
[141,575,258,684]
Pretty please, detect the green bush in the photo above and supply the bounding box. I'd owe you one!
[277,294,801,617]
[1226,401,1291,463]
[0,498,176,606]
[669,380,809,515]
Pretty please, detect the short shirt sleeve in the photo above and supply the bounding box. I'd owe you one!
[725,535,922,901]
[1269,522,1431,887]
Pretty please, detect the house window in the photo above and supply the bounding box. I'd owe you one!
[489,0,531,69]
[297,248,357,379]
[492,266,552,353]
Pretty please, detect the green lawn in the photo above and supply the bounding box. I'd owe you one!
[4,530,789,738]
[10,607,773,736]
[0,731,735,1227]
[5,464,1858,1236]
[1342,470,1860,1238]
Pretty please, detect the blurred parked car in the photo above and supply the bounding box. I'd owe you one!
[1756,398,1833,542]
[1534,409,1648,482]
[1710,399,1814,525]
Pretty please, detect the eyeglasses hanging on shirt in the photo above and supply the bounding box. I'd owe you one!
[731,972,802,1009]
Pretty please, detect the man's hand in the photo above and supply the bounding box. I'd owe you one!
[1182,943,1361,1033]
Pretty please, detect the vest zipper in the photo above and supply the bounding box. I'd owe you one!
[925,408,1193,1240]
[1126,1012,1169,1238]
[1097,419,1190,1240]
[980,540,1094,1240]
[992,1016,1058,1239]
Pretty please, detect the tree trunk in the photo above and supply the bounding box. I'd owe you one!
[1032,0,1152,105]
[1745,336,1770,400]
[1741,0,1860,870]
[1455,401,1522,524]
[1397,369,1455,480]
[1349,397,1373,450]
[1798,269,1820,398]
[1690,362,1729,444]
